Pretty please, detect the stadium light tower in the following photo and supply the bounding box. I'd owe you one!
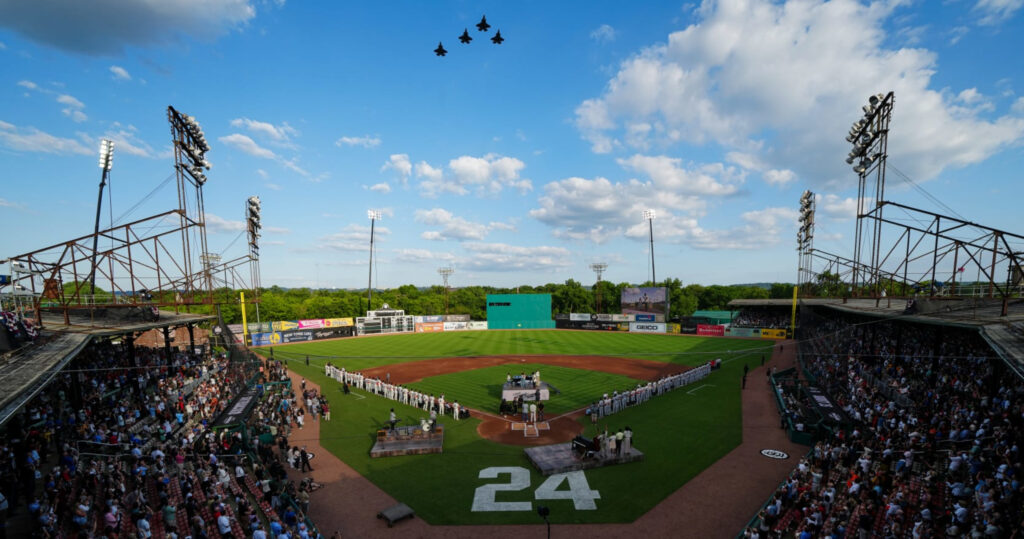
[590,262,607,313]
[367,209,382,312]
[88,139,115,294]
[438,266,455,315]
[643,209,657,285]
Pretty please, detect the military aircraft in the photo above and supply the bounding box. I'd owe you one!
[459,29,472,44]
[434,42,447,56]
[491,30,504,44]
[476,15,491,32]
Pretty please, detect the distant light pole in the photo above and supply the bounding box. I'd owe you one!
[438,266,455,315]
[89,139,114,295]
[590,262,607,313]
[643,209,657,285]
[367,209,382,312]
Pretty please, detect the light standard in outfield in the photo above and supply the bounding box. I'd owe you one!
[643,209,657,285]
[367,209,382,312]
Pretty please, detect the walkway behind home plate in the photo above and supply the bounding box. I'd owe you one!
[283,340,802,539]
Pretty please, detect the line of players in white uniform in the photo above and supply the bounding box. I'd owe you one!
[324,363,465,420]
[589,361,712,419]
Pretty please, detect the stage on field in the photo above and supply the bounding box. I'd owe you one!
[501,380,552,402]
[370,424,444,458]
[524,439,644,475]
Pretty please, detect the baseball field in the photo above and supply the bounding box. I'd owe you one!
[256,330,773,525]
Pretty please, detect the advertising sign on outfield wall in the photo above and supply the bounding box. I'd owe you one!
[247,322,272,333]
[634,314,656,322]
[324,318,354,327]
[468,321,488,330]
[443,321,468,331]
[415,322,445,333]
[726,327,762,338]
[273,321,298,331]
[760,328,787,339]
[630,322,666,333]
[421,315,444,323]
[569,313,591,321]
[280,330,314,344]
[312,327,353,340]
[444,314,470,322]
[297,319,325,329]
[697,324,726,337]
[250,332,279,346]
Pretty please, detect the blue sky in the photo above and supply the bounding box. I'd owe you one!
[1,0,1023,290]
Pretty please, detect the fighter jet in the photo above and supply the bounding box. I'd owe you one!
[491,30,504,44]
[459,29,472,44]
[476,15,491,32]
[434,42,447,56]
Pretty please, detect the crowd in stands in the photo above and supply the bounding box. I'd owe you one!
[733,309,792,329]
[0,337,333,539]
[746,312,1023,538]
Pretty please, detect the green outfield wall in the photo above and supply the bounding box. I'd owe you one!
[486,294,555,329]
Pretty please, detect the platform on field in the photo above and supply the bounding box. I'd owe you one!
[370,424,444,458]
[524,442,644,475]
[501,381,551,402]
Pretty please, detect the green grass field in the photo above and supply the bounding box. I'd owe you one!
[266,330,774,524]
[405,363,644,416]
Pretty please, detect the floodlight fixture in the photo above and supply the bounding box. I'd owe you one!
[643,209,656,221]
[98,139,115,171]
[368,209,382,221]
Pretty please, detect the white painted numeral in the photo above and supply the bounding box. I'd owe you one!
[471,467,532,512]
[534,471,601,510]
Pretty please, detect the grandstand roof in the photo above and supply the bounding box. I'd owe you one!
[0,332,90,425]
[730,297,1024,377]
[40,308,215,336]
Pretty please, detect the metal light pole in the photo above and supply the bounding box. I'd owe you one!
[590,262,607,313]
[438,266,454,315]
[367,209,382,312]
[643,209,656,285]
[89,139,114,296]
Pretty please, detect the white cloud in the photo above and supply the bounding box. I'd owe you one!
[617,154,741,195]
[0,198,21,208]
[57,94,86,122]
[256,169,269,179]
[0,41,6,50]
[815,193,861,220]
[368,183,391,193]
[1013,97,1024,114]
[381,153,412,184]
[683,207,799,250]
[415,161,443,181]
[0,0,257,54]
[230,118,297,143]
[393,248,456,264]
[974,0,1024,25]
[461,243,573,272]
[319,223,391,252]
[419,153,532,197]
[205,213,246,233]
[590,24,616,42]
[0,121,91,155]
[414,208,493,241]
[109,65,131,81]
[575,0,1024,189]
[17,80,37,90]
[219,133,276,159]
[949,25,970,45]
[265,182,281,191]
[336,135,381,148]
[763,169,797,186]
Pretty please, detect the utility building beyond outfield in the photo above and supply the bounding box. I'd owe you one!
[486,294,555,329]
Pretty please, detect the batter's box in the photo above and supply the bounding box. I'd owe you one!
[535,422,550,431]
[511,422,527,431]
[524,425,539,437]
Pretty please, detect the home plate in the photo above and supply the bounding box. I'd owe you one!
[524,425,539,437]
[535,421,550,431]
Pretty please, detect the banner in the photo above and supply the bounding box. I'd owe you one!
[443,314,470,322]
[297,319,325,329]
[250,332,280,346]
[594,314,613,321]
[697,324,726,337]
[569,313,591,321]
[726,327,762,338]
[312,327,353,340]
[273,320,298,331]
[634,314,656,322]
[556,320,622,331]
[415,322,445,333]
[279,330,314,344]
[630,322,666,333]
[760,328,787,339]
[669,323,681,334]
[443,321,468,331]
[324,318,353,327]
[553,313,569,320]
[421,315,444,323]
[228,324,243,335]
[247,322,272,333]
[468,321,488,330]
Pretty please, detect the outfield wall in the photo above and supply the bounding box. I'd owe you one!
[486,294,555,329]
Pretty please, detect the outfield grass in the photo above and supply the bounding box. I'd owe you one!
[259,329,772,370]
[405,363,644,416]
[277,330,772,524]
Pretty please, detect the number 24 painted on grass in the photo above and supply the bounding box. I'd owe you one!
[471,466,601,511]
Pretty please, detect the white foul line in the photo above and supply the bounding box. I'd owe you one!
[687,384,714,395]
